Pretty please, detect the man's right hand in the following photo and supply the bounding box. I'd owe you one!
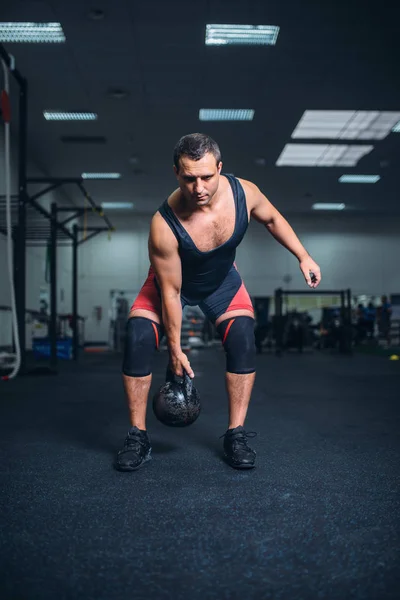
[169,351,194,378]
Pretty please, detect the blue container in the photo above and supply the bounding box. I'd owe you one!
[32,337,73,360]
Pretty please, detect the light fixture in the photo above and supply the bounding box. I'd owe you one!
[312,203,345,211]
[393,121,400,133]
[199,109,254,121]
[82,173,121,179]
[205,24,279,46]
[339,175,380,183]
[60,136,107,144]
[0,22,66,43]
[276,144,374,167]
[88,9,105,21]
[101,202,134,209]
[44,111,98,121]
[291,110,400,140]
[107,88,129,100]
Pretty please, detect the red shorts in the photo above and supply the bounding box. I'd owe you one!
[131,265,253,324]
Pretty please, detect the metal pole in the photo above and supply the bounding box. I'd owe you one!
[279,289,284,355]
[275,288,283,356]
[50,203,58,370]
[72,224,79,360]
[77,182,113,229]
[15,77,28,373]
[0,44,25,85]
[346,289,353,355]
[26,195,73,239]
[339,291,346,354]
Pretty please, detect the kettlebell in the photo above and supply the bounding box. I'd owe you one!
[152,368,201,427]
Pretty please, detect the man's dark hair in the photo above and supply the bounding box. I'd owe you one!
[173,133,222,171]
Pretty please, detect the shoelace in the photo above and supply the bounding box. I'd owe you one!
[124,433,147,451]
[219,430,257,449]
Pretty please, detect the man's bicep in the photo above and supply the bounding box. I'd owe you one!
[251,190,276,225]
[150,248,182,294]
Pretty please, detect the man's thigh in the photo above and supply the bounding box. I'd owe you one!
[129,267,162,323]
[128,267,188,324]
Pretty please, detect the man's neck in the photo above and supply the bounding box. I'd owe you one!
[179,177,225,216]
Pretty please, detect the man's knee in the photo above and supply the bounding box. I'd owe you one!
[122,317,163,377]
[216,316,256,374]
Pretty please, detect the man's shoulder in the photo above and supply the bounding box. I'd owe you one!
[236,178,261,209]
[236,177,260,195]
[151,210,168,233]
[150,211,178,250]
[151,188,180,218]
[167,188,181,207]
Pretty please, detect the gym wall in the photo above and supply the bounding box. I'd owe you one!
[237,216,400,296]
[77,215,151,343]
[77,212,400,343]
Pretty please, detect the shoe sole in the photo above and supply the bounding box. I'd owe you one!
[114,451,152,472]
[224,454,256,469]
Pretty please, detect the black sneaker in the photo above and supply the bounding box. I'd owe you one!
[114,426,152,471]
[220,426,257,469]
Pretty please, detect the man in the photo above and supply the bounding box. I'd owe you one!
[365,301,376,340]
[115,133,321,472]
[378,295,392,347]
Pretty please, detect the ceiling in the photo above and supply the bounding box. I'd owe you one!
[1,0,400,216]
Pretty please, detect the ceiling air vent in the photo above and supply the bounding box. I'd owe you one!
[60,136,107,144]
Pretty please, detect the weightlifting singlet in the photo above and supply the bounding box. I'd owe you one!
[158,174,248,304]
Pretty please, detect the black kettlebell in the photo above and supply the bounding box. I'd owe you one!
[152,368,201,427]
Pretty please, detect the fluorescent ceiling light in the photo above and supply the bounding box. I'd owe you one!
[291,110,400,140]
[392,121,400,133]
[0,22,66,43]
[199,109,254,121]
[44,111,98,121]
[205,24,279,46]
[101,202,133,209]
[312,203,345,211]
[339,175,380,183]
[82,173,121,179]
[276,144,373,167]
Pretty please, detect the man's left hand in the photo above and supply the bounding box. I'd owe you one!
[299,256,321,289]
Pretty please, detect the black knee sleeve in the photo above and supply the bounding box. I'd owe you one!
[122,317,163,377]
[217,316,256,374]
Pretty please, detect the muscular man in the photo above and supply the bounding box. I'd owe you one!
[115,133,321,471]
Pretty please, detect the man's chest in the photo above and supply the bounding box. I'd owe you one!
[182,208,235,252]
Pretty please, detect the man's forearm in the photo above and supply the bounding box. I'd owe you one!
[267,213,309,261]
[161,294,182,354]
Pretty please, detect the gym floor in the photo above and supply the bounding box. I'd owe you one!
[1,349,399,600]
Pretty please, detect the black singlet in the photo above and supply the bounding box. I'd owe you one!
[158,174,248,303]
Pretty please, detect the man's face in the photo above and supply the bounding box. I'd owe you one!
[174,153,222,206]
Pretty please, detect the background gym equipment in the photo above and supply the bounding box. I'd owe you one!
[0,43,114,376]
[274,288,353,355]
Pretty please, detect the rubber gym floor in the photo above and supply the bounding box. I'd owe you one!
[1,349,399,600]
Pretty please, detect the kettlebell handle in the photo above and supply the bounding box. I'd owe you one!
[174,370,192,392]
[182,370,193,394]
[167,368,193,393]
